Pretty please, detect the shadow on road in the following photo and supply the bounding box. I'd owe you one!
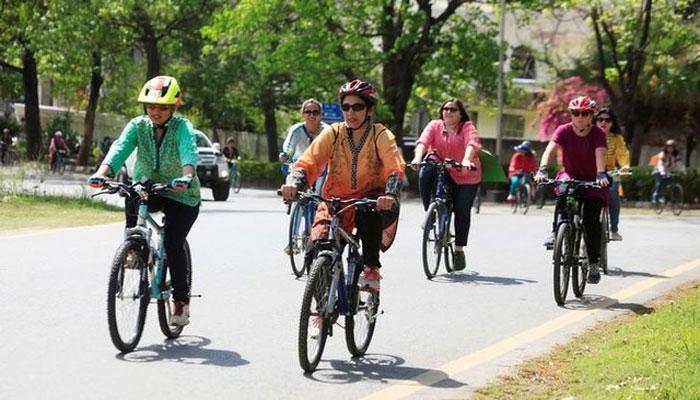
[117,335,249,367]
[562,294,655,315]
[304,354,466,389]
[606,267,668,279]
[431,271,537,286]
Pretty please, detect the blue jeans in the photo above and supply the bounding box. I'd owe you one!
[419,164,479,247]
[509,174,530,196]
[609,181,620,233]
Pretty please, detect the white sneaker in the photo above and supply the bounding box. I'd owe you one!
[170,301,190,326]
[610,232,623,241]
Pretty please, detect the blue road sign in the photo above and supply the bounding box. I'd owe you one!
[322,103,344,123]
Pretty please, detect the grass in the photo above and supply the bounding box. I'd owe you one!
[473,283,700,400]
[0,193,123,232]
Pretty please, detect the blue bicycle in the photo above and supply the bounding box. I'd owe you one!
[295,193,380,372]
[418,158,469,279]
[92,180,192,353]
[286,188,318,277]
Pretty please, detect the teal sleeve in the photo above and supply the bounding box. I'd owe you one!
[103,120,138,176]
[176,120,198,168]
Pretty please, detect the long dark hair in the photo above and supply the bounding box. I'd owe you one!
[595,107,622,135]
[439,98,471,124]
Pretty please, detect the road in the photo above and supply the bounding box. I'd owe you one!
[1,178,699,399]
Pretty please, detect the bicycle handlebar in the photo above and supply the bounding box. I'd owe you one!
[413,158,477,171]
[91,180,171,199]
[539,178,601,189]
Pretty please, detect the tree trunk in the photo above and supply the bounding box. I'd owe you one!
[382,60,415,142]
[263,101,278,161]
[143,34,160,79]
[79,51,104,166]
[22,49,42,161]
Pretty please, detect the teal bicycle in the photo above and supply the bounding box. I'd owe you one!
[93,180,192,353]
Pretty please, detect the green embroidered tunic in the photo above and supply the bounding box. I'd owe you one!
[103,115,201,206]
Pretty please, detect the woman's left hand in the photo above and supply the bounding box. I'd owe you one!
[376,195,396,211]
[461,160,475,171]
[171,176,193,191]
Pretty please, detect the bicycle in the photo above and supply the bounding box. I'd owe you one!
[51,149,67,175]
[599,169,632,275]
[511,173,534,215]
[92,180,193,353]
[229,160,241,194]
[0,143,17,166]
[541,179,601,306]
[285,188,318,277]
[652,173,684,216]
[418,157,473,280]
[295,192,380,372]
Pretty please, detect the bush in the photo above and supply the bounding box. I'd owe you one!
[238,160,286,189]
[622,166,699,203]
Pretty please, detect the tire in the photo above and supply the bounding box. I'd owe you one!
[158,240,192,339]
[552,223,572,306]
[233,173,241,194]
[298,255,332,372]
[653,196,664,214]
[107,239,149,353]
[345,287,379,357]
[670,184,684,216]
[600,210,609,275]
[289,203,309,278]
[57,157,66,175]
[212,181,230,201]
[443,211,454,273]
[571,231,588,298]
[520,184,530,215]
[535,185,546,209]
[421,202,443,279]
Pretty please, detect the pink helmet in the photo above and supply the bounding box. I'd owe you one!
[338,79,379,106]
[568,96,597,112]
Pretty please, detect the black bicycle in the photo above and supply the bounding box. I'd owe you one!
[652,173,684,216]
[541,179,601,306]
[51,149,67,175]
[92,180,193,353]
[294,192,381,372]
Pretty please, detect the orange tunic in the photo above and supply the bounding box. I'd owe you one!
[294,122,405,199]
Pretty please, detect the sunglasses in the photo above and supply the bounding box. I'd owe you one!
[303,110,320,116]
[570,110,592,117]
[341,103,367,112]
[442,107,459,113]
[596,117,611,123]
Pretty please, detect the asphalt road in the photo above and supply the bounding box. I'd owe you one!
[1,178,699,399]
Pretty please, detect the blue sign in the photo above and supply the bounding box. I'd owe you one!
[321,103,344,123]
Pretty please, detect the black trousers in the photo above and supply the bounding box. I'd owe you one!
[552,195,602,264]
[125,196,199,303]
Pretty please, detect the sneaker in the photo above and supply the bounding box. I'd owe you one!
[358,267,382,292]
[283,243,291,255]
[506,194,515,202]
[610,232,623,241]
[170,300,190,326]
[543,232,555,249]
[453,250,466,271]
[587,263,601,284]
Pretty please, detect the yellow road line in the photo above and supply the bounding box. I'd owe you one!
[361,257,700,400]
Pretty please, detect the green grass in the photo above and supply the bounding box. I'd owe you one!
[0,193,123,231]
[473,283,700,400]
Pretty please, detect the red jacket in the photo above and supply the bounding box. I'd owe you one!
[508,152,537,178]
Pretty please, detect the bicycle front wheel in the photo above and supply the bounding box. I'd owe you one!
[298,255,332,372]
[552,223,572,306]
[444,210,454,273]
[233,173,241,193]
[345,288,379,357]
[421,202,443,279]
[571,232,588,298]
[670,184,684,216]
[600,209,609,275]
[107,239,149,353]
[157,240,193,338]
[288,203,310,278]
[518,185,530,215]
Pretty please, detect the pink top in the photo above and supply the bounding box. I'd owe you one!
[417,119,482,185]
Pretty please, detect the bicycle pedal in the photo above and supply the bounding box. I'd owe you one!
[190,294,203,298]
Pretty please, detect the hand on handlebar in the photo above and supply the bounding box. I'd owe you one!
[596,172,610,187]
[87,174,107,188]
[376,195,396,211]
[534,166,548,183]
[280,183,298,201]
[171,176,193,191]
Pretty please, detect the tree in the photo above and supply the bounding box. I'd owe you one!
[0,0,46,160]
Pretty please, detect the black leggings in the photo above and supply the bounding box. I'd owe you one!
[125,196,199,303]
[552,195,602,264]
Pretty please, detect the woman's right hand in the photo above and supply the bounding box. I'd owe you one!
[87,174,106,188]
[409,158,421,171]
[280,184,298,201]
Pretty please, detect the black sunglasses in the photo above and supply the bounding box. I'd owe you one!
[570,110,591,117]
[341,103,367,112]
[442,106,459,113]
[303,110,320,116]
[596,117,611,123]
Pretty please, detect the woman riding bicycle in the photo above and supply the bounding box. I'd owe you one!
[409,98,481,272]
[48,131,70,170]
[88,75,200,326]
[506,140,537,202]
[280,79,405,293]
[651,139,684,204]
[596,108,630,241]
[535,95,609,284]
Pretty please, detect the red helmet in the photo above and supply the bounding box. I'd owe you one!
[568,96,596,112]
[338,79,379,106]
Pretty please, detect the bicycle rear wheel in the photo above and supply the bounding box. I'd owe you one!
[670,184,684,216]
[58,158,66,175]
[158,240,193,338]
[571,232,588,298]
[552,223,572,306]
[600,209,609,274]
[444,211,454,273]
[518,184,530,215]
[421,202,443,279]
[289,203,310,278]
[345,287,379,357]
[107,239,149,353]
[298,255,332,372]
